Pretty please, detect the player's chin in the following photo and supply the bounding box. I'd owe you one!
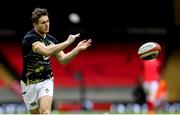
[44,30,49,34]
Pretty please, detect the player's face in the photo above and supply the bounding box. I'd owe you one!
[35,15,50,34]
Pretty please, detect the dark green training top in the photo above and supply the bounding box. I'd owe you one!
[21,29,58,84]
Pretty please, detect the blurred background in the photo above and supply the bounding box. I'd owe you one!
[0,0,180,114]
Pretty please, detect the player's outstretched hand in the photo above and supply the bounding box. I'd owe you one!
[66,33,80,45]
[77,39,92,51]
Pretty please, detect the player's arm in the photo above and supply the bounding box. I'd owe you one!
[55,39,92,65]
[32,33,80,56]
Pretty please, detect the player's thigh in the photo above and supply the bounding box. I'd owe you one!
[37,78,54,112]
[39,95,53,111]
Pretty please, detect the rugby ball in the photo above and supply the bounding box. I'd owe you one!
[138,42,161,60]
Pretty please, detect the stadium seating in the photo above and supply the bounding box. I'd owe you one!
[0,41,164,88]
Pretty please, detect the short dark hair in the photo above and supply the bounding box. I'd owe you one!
[31,8,48,24]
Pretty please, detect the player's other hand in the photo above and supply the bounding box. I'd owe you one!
[77,39,92,51]
[66,33,80,45]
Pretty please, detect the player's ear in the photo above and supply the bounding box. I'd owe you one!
[33,23,37,28]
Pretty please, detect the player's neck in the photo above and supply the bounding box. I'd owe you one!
[34,29,46,39]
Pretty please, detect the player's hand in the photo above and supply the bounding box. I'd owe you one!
[76,39,92,51]
[66,33,80,45]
